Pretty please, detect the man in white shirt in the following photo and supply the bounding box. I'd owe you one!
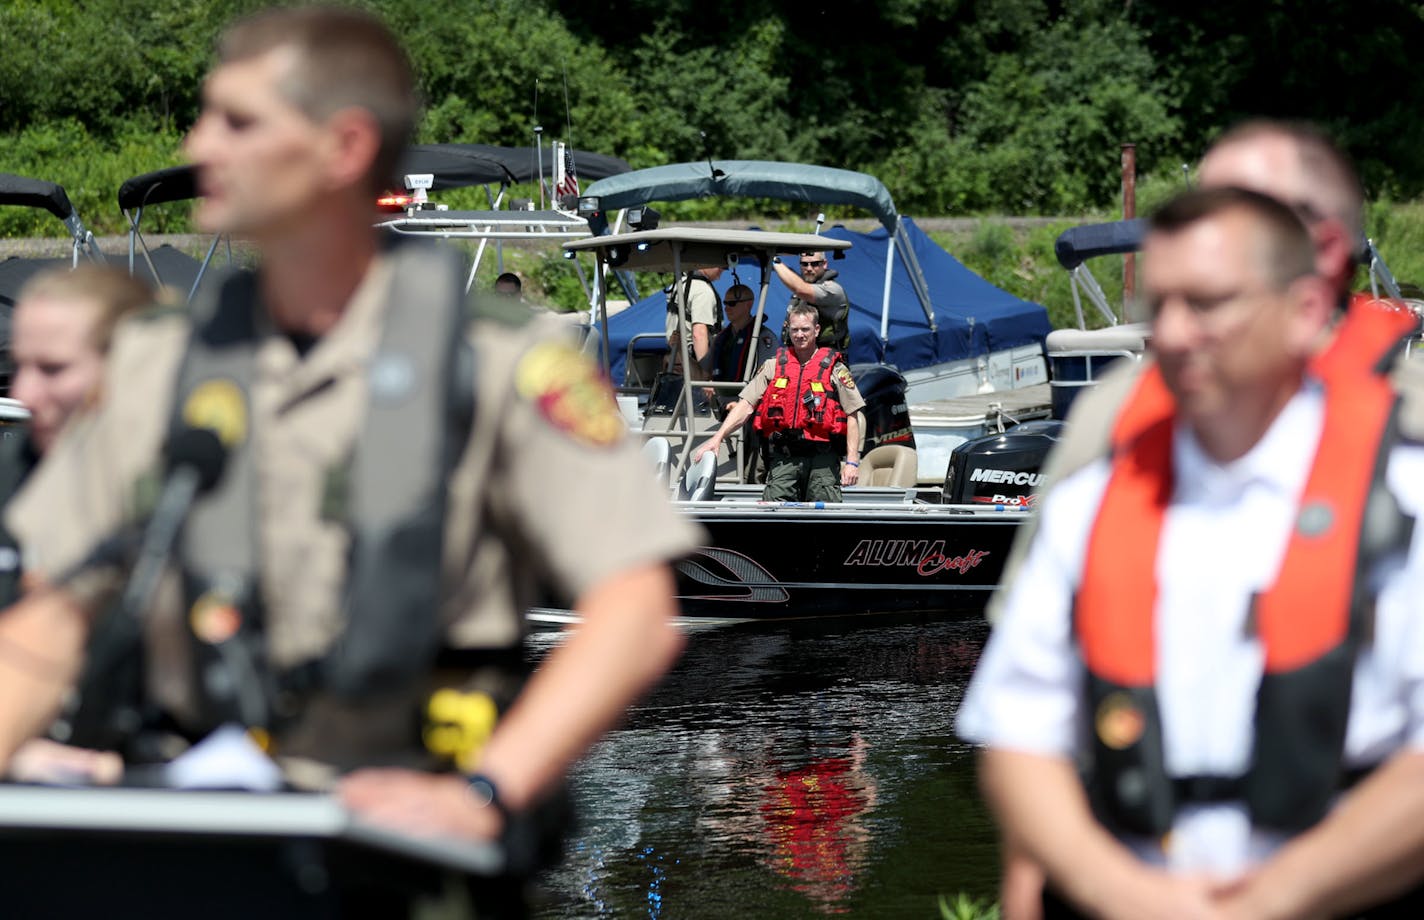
[958,187,1424,918]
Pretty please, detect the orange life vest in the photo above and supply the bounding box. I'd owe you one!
[1075,298,1415,837]
[752,347,849,443]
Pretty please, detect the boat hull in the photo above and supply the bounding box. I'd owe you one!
[672,503,1024,622]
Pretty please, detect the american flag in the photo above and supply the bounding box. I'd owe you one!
[554,142,580,203]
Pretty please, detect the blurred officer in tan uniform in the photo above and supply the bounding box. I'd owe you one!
[0,4,699,858]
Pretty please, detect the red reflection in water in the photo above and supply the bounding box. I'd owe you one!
[758,737,878,914]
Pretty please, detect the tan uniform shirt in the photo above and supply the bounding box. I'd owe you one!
[665,273,719,371]
[738,353,867,417]
[9,255,701,770]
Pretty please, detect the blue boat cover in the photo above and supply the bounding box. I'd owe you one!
[1054,218,1146,270]
[600,217,1051,381]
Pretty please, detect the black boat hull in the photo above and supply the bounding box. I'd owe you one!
[672,505,1024,622]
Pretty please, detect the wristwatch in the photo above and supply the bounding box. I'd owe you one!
[466,772,508,818]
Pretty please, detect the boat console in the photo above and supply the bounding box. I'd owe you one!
[0,784,507,916]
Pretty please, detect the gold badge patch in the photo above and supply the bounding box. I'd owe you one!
[423,688,499,772]
[182,379,248,447]
[1095,692,1146,751]
[189,591,243,645]
[515,342,624,447]
[834,366,857,390]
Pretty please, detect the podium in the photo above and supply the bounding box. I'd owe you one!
[0,785,511,918]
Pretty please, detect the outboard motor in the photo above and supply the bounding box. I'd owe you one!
[851,363,914,453]
[943,419,1065,507]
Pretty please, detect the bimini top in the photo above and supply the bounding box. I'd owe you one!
[592,218,1052,381]
[0,173,78,221]
[118,165,198,211]
[395,144,632,191]
[1053,218,1146,270]
[113,147,635,208]
[582,161,900,234]
[563,226,850,273]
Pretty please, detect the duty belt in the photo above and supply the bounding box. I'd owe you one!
[1171,765,1376,805]
[766,432,829,457]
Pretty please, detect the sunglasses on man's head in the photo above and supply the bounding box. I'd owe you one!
[800,259,825,268]
[723,296,752,307]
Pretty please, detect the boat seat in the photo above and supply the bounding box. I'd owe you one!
[858,444,918,488]
[641,436,672,490]
[1044,322,1150,355]
[1046,323,1150,420]
[679,449,717,501]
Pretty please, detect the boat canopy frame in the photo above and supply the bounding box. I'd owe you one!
[0,173,104,267]
[379,143,634,302]
[580,161,937,345]
[564,226,852,480]
[1053,216,1405,328]
[118,164,232,303]
[1052,218,1145,328]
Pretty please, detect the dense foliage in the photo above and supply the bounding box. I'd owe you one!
[3,0,1423,238]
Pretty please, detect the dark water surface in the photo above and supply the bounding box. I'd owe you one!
[526,617,999,919]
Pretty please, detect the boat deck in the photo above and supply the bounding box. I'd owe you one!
[909,382,1053,424]
[908,382,1053,484]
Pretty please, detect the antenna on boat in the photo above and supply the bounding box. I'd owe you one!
[561,66,576,152]
[699,131,726,181]
[535,125,545,209]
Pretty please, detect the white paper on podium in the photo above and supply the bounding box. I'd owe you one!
[162,724,284,791]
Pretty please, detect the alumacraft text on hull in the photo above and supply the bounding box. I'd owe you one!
[552,225,1047,625]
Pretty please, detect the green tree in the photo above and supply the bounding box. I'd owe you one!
[925,9,1181,214]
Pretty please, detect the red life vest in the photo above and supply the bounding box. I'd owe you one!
[752,347,849,442]
[1075,298,1415,837]
[1311,291,1421,380]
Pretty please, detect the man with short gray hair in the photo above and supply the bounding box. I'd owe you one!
[0,5,698,893]
[962,186,1424,919]
[772,250,850,353]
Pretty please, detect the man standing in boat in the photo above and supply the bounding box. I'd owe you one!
[0,3,698,901]
[709,283,777,480]
[959,187,1424,918]
[693,302,864,501]
[666,265,723,377]
[772,250,850,354]
[710,283,777,399]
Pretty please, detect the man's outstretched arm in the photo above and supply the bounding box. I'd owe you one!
[340,563,683,841]
[0,588,90,768]
[693,399,755,464]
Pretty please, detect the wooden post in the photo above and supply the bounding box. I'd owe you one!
[1122,143,1137,322]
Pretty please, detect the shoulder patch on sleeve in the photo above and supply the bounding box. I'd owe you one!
[468,291,537,327]
[834,364,857,389]
[515,342,625,447]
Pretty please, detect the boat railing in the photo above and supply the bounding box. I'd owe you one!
[679,497,1032,517]
[703,484,919,504]
[622,333,666,391]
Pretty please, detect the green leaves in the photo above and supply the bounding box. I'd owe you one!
[3,0,1423,240]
